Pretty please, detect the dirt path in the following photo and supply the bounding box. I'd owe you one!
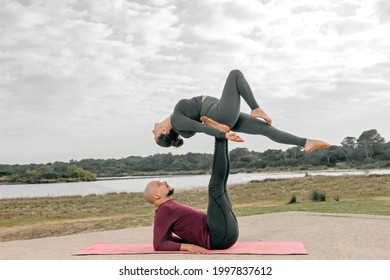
[1,212,389,260]
[0,214,134,242]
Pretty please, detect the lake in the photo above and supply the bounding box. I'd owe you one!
[1,169,389,199]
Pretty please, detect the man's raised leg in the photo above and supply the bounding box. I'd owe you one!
[207,138,239,249]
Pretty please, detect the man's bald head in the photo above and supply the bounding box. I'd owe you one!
[144,180,175,206]
[144,180,159,204]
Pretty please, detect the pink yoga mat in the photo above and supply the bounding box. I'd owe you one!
[73,242,308,255]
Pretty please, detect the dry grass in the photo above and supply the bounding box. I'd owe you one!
[1,174,389,242]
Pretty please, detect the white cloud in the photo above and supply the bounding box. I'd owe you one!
[374,0,390,23]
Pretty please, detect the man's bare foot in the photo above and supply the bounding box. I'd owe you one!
[250,108,272,125]
[304,139,330,152]
[200,116,230,133]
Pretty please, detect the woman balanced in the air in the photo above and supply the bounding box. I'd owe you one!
[152,69,330,152]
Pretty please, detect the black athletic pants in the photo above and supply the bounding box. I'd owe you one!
[207,138,239,249]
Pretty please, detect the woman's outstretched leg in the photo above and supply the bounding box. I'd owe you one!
[207,138,239,249]
[232,113,330,150]
[233,113,307,147]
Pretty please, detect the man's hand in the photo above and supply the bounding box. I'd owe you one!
[181,243,210,254]
[225,132,244,142]
[200,116,230,133]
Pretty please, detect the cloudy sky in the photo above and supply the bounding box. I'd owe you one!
[1,0,390,164]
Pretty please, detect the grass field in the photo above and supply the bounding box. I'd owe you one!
[0,174,389,242]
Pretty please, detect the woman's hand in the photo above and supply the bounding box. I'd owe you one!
[200,116,230,133]
[225,132,244,142]
[181,244,210,254]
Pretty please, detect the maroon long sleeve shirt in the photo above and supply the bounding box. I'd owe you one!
[153,199,211,251]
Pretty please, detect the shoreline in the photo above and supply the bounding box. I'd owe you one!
[1,168,390,200]
[2,167,389,186]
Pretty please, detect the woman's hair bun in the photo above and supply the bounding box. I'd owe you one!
[172,137,183,148]
[156,128,183,148]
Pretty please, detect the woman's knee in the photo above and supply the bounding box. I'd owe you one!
[229,69,243,78]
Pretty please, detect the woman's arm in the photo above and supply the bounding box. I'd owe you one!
[200,116,230,133]
[201,116,244,142]
[171,113,227,139]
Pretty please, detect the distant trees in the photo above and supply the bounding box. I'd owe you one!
[75,152,213,177]
[357,129,386,158]
[0,164,96,184]
[67,165,96,181]
[1,129,389,184]
[336,129,389,164]
[340,136,357,162]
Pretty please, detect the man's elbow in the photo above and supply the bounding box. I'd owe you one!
[153,242,167,251]
[153,243,162,251]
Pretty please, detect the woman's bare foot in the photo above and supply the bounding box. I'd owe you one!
[250,108,272,125]
[304,139,330,152]
[200,116,230,133]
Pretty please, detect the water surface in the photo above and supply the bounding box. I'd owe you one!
[1,169,389,199]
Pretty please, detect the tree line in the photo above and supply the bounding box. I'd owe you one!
[0,164,96,184]
[1,129,389,184]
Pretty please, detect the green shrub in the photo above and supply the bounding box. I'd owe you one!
[288,195,297,204]
[310,190,326,202]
